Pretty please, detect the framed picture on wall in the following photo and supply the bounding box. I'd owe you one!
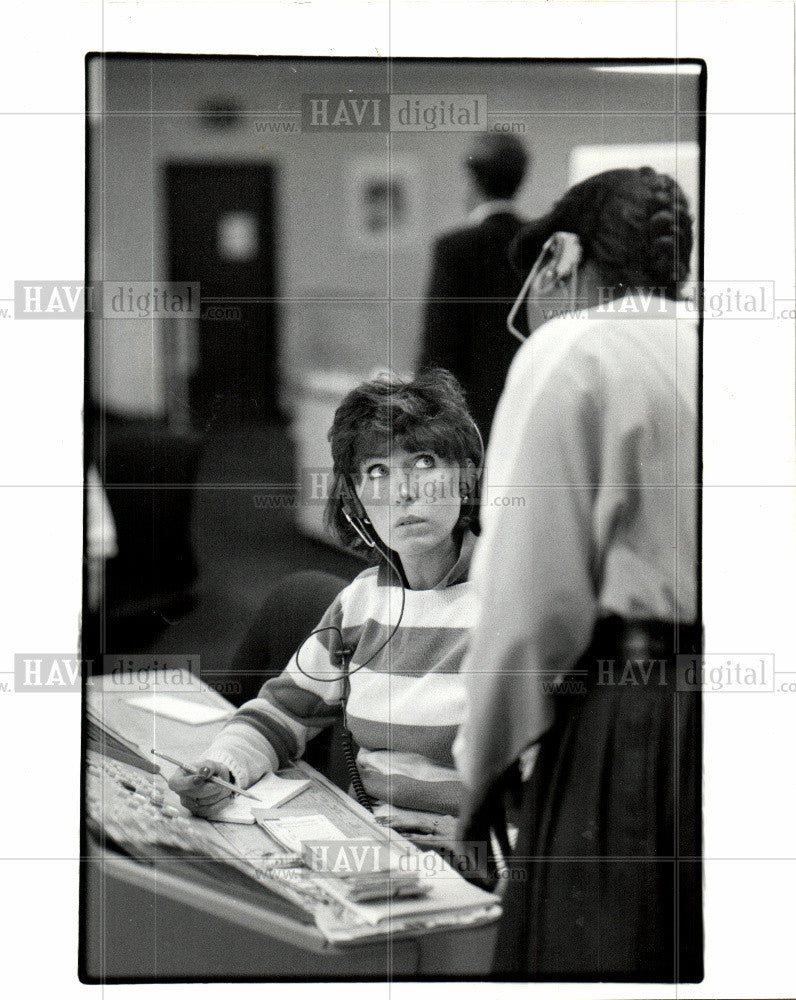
[347,155,423,248]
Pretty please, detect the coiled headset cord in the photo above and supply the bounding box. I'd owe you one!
[293,546,406,812]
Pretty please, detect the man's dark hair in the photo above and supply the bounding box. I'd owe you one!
[466,133,529,200]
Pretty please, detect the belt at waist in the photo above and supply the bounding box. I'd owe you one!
[554,617,704,692]
[588,614,703,661]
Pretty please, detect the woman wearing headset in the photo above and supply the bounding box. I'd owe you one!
[170,368,483,842]
[454,167,702,981]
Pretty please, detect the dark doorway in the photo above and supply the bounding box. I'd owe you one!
[166,163,279,425]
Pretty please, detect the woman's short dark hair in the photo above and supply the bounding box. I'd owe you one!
[512,166,694,299]
[324,368,483,553]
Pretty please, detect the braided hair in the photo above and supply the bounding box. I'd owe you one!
[514,166,693,299]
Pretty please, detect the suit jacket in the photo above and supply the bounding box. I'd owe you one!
[417,210,527,443]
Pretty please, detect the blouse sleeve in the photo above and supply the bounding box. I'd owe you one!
[453,352,601,809]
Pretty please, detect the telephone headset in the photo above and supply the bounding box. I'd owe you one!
[293,419,485,812]
[507,230,583,343]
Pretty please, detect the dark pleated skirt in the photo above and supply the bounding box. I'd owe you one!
[493,619,703,982]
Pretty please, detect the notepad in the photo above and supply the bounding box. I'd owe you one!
[252,812,348,853]
[205,772,312,824]
[124,693,232,725]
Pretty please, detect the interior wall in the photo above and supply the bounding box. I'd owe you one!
[89,57,700,417]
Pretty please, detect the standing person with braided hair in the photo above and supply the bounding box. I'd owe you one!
[453,167,702,981]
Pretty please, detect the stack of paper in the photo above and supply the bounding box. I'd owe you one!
[252,812,431,904]
[300,835,426,902]
[313,848,501,937]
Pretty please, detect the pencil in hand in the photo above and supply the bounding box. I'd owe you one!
[152,749,261,802]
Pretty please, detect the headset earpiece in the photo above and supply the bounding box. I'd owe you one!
[341,479,369,522]
[508,231,583,342]
[461,457,479,500]
[341,474,377,549]
[529,231,583,297]
[466,416,486,476]
[343,508,376,549]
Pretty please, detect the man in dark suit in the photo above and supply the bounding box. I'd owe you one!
[417,133,530,444]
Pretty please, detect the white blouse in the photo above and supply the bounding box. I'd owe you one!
[454,300,698,800]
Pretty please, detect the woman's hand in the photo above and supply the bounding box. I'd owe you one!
[167,759,233,816]
[372,804,457,838]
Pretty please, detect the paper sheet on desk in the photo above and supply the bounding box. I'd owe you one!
[252,811,347,850]
[204,773,312,824]
[124,693,232,725]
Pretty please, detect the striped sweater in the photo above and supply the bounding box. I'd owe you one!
[206,533,477,815]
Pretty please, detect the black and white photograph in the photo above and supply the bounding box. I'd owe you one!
[2,3,796,999]
[79,53,705,982]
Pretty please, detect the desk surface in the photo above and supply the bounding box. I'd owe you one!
[81,670,500,980]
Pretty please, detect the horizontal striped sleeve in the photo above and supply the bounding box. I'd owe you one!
[259,676,340,726]
[233,705,299,765]
[279,638,347,702]
[206,586,354,782]
[206,728,279,790]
